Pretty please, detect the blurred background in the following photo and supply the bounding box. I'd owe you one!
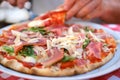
[0,0,63,27]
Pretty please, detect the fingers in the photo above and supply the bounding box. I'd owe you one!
[83,6,102,20]
[76,0,101,18]
[63,0,76,10]
[66,0,91,20]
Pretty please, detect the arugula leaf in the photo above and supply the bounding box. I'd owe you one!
[28,27,49,35]
[2,46,14,53]
[18,46,36,58]
[62,55,75,62]
[82,38,90,49]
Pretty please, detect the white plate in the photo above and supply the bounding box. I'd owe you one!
[0,22,120,80]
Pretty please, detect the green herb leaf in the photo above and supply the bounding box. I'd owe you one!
[82,38,90,49]
[84,26,94,32]
[2,46,14,53]
[62,56,75,62]
[18,46,36,58]
[28,27,49,35]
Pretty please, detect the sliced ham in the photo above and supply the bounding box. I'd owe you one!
[78,33,86,39]
[29,9,66,27]
[0,36,14,45]
[2,30,15,39]
[41,47,64,67]
[86,41,102,59]
[31,38,47,46]
[14,42,27,53]
[71,24,83,32]
[14,38,47,53]
[45,25,67,36]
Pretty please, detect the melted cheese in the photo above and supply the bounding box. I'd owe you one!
[71,48,83,59]
[23,57,36,63]
[28,20,45,27]
[28,18,51,27]
[68,27,74,35]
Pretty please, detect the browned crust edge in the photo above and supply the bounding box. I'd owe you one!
[0,52,114,76]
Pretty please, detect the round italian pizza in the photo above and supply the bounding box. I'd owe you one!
[0,10,117,76]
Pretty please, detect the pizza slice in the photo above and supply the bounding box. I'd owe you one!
[28,9,66,27]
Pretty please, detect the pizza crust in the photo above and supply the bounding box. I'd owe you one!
[0,52,114,76]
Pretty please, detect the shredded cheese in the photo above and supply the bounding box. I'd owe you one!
[11,30,28,37]
[89,31,100,42]
[27,38,40,43]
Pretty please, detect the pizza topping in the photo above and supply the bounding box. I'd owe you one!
[87,41,102,59]
[68,27,74,35]
[82,38,90,49]
[22,56,36,63]
[11,30,28,44]
[2,30,15,39]
[61,55,75,62]
[41,47,64,67]
[2,46,14,54]
[102,44,110,52]
[9,22,28,31]
[28,27,49,35]
[71,48,83,59]
[88,31,100,42]
[51,35,78,50]
[11,30,28,38]
[21,62,35,68]
[84,26,94,32]
[71,24,83,32]
[18,45,36,58]
[28,19,51,27]
[60,61,75,69]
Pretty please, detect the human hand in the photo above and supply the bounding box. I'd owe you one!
[62,0,120,23]
[7,0,28,8]
[62,0,102,20]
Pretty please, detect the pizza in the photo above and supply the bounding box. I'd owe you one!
[0,9,117,76]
